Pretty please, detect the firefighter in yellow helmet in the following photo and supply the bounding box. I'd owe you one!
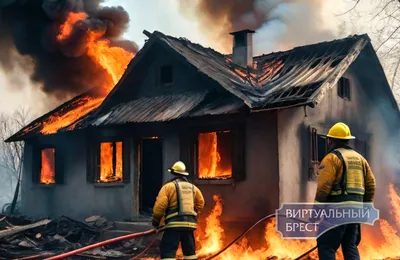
[152,161,205,260]
[315,122,376,260]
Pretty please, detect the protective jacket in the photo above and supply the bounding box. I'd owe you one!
[315,146,376,203]
[153,177,205,229]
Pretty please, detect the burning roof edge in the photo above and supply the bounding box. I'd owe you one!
[5,88,99,143]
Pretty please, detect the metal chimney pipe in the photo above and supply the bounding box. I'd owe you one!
[229,29,255,68]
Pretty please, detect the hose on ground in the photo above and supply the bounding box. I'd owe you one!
[201,213,276,260]
[43,213,320,260]
[201,213,318,260]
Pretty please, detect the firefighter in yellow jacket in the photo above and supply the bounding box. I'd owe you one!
[315,122,376,260]
[152,161,205,260]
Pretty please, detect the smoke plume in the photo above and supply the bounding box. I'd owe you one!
[179,0,336,55]
[0,0,138,100]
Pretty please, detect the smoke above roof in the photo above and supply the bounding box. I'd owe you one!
[178,0,336,55]
[0,0,138,100]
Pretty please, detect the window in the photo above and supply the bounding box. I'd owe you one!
[180,125,245,183]
[86,138,130,184]
[197,131,232,180]
[338,77,351,100]
[98,141,123,183]
[311,128,328,163]
[40,148,56,184]
[32,146,62,185]
[159,65,173,85]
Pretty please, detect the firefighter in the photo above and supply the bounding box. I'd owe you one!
[314,122,376,260]
[152,161,205,260]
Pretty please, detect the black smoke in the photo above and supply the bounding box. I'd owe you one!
[0,0,138,100]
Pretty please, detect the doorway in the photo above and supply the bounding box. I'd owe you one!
[139,137,164,216]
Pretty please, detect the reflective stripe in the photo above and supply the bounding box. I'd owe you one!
[183,255,197,259]
[347,187,365,194]
[165,212,179,220]
[165,221,197,229]
[161,258,176,260]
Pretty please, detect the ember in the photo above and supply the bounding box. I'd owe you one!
[40,148,55,184]
[99,142,123,183]
[198,131,232,179]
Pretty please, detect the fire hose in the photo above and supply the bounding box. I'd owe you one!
[40,213,318,260]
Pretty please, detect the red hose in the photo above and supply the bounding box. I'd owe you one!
[44,226,165,260]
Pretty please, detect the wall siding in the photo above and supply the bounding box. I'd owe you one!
[277,65,390,205]
[20,132,133,221]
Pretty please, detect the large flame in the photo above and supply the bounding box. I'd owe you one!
[32,12,135,135]
[40,148,55,184]
[145,184,400,259]
[198,132,232,179]
[99,142,123,183]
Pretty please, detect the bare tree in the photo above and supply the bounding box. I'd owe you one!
[345,0,400,100]
[0,107,31,213]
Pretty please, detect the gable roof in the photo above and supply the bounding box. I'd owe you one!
[6,30,398,142]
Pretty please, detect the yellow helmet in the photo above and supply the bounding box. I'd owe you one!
[326,122,355,140]
[168,161,189,176]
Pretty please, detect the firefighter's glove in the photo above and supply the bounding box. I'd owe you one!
[152,218,160,229]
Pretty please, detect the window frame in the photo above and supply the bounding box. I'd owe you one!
[338,77,351,101]
[181,123,245,185]
[86,135,130,186]
[195,130,234,181]
[96,141,124,183]
[159,65,174,86]
[32,144,63,186]
[309,126,329,181]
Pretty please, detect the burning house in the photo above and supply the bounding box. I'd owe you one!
[6,27,400,226]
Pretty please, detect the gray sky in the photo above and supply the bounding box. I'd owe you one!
[0,0,375,116]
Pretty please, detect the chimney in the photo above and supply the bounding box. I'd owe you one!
[229,29,255,68]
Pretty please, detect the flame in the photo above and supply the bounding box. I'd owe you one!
[40,148,55,184]
[57,12,88,41]
[146,184,400,259]
[99,142,123,183]
[198,132,232,179]
[31,12,135,135]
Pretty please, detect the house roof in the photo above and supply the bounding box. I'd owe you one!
[74,92,244,127]
[6,30,396,142]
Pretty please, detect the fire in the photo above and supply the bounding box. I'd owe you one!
[198,132,232,179]
[41,96,103,134]
[57,12,88,41]
[99,142,123,183]
[40,148,55,184]
[35,12,135,135]
[157,184,400,260]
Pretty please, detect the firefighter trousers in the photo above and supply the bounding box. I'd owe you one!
[160,229,197,260]
[317,223,361,260]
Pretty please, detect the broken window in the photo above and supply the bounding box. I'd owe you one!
[40,148,56,184]
[98,142,123,183]
[197,131,233,180]
[160,65,173,85]
[338,77,351,100]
